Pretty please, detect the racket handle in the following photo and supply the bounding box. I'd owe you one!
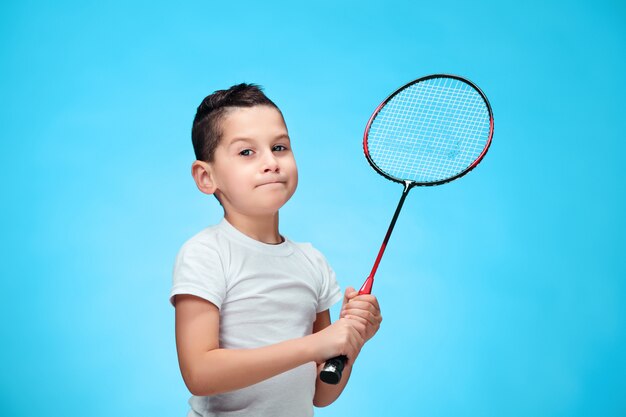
[320,277,374,385]
[320,355,347,385]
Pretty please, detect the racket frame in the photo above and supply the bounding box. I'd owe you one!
[363,73,494,188]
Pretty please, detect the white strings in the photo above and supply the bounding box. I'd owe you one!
[367,77,491,183]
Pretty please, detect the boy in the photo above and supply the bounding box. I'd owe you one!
[170,84,382,416]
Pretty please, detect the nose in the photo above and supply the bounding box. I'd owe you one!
[261,151,279,173]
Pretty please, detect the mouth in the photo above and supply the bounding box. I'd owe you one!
[256,180,285,188]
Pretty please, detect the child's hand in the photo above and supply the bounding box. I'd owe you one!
[309,317,366,364]
[339,286,382,343]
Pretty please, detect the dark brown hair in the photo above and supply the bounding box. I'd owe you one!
[191,83,281,162]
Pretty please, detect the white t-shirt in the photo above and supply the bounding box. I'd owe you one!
[170,219,342,417]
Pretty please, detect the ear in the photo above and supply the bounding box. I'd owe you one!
[191,160,218,195]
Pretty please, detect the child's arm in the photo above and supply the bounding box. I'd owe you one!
[313,287,383,407]
[175,294,367,396]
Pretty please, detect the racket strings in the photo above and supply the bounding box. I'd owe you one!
[367,77,491,183]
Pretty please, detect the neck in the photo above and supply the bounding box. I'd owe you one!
[224,211,283,244]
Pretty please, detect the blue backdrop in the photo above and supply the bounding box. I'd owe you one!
[1,1,625,416]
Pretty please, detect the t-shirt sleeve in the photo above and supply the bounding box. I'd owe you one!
[170,240,226,308]
[313,248,342,313]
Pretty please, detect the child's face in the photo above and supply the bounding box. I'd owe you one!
[209,105,298,217]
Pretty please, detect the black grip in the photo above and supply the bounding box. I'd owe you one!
[320,355,347,384]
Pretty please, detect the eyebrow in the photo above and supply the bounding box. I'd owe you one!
[226,134,291,147]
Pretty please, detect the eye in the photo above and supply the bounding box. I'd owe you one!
[272,144,288,152]
[239,149,253,156]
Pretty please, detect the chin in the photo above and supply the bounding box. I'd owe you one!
[256,196,291,214]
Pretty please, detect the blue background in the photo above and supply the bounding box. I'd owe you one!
[1,0,625,416]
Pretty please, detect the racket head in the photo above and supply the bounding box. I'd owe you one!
[363,74,494,187]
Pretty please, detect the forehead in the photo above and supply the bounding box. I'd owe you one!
[220,105,287,141]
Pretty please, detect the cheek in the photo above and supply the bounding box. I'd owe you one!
[289,164,299,192]
[285,156,298,177]
[222,169,251,192]
[286,161,298,185]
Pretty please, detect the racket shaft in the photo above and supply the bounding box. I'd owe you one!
[320,183,411,384]
[362,181,411,293]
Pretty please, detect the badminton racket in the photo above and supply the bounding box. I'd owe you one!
[319,74,494,384]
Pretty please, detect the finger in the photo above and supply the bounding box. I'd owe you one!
[346,325,364,355]
[342,308,377,326]
[347,314,380,341]
[342,300,378,317]
[345,316,368,340]
[335,319,363,357]
[346,322,366,363]
[343,286,358,303]
[345,309,381,338]
[343,314,368,327]
[351,294,381,312]
[344,301,376,313]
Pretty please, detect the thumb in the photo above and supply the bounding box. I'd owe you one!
[342,286,357,306]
